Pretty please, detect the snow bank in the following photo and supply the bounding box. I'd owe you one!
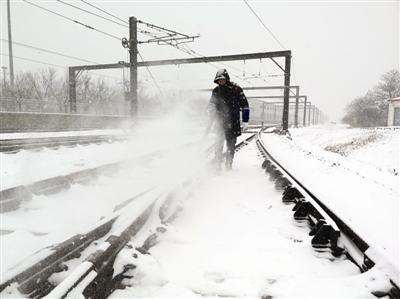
[262,125,399,270]
[111,140,387,298]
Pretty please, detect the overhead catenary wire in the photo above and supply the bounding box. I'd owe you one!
[79,0,194,42]
[20,0,186,89]
[176,44,256,87]
[242,0,299,96]
[137,51,163,95]
[80,0,128,24]
[179,43,270,86]
[0,53,120,80]
[21,0,285,94]
[243,0,286,50]
[22,0,122,41]
[56,0,128,28]
[0,53,67,69]
[0,39,99,65]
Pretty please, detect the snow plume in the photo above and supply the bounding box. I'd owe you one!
[124,92,214,192]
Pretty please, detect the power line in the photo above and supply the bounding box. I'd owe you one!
[242,1,298,95]
[78,0,180,39]
[22,0,122,41]
[0,53,66,69]
[179,43,271,86]
[56,0,128,28]
[1,39,99,65]
[138,51,162,94]
[80,0,128,25]
[243,0,286,49]
[174,44,255,86]
[0,53,120,80]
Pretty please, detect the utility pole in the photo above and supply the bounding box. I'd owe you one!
[1,66,7,95]
[68,68,77,113]
[6,0,14,87]
[312,105,316,125]
[282,54,291,131]
[294,86,299,127]
[261,102,265,127]
[129,17,138,118]
[303,96,307,127]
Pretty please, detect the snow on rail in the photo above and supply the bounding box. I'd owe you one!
[109,137,391,298]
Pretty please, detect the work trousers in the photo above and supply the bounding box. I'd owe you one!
[215,131,237,168]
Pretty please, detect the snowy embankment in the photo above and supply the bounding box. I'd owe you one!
[0,127,203,190]
[111,139,389,298]
[0,136,210,277]
[261,125,399,271]
[0,112,206,277]
[0,141,130,190]
[0,129,126,140]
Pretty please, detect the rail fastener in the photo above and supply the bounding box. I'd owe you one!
[256,131,400,298]
[256,136,345,257]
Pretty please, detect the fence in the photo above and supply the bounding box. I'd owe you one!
[0,97,130,116]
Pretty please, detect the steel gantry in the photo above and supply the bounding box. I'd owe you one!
[200,85,305,127]
[68,16,293,129]
[247,95,312,126]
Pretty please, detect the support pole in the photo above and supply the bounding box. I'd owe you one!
[303,96,307,126]
[282,54,291,131]
[312,106,316,125]
[129,17,138,117]
[68,67,77,113]
[6,0,14,87]
[261,102,265,127]
[294,86,299,127]
[308,103,312,126]
[1,66,7,95]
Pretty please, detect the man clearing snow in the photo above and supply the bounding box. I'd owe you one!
[207,69,250,170]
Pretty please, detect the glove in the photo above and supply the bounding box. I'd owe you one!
[242,122,249,132]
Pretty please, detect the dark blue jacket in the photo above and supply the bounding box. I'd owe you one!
[209,81,250,137]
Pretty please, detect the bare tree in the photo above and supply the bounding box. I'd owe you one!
[1,67,129,115]
[342,69,400,127]
[12,73,32,112]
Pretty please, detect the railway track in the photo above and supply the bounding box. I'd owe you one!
[0,136,223,213]
[255,131,400,298]
[1,161,123,213]
[7,131,394,298]
[0,133,256,298]
[0,134,126,153]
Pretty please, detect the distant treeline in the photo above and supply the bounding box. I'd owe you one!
[0,68,208,117]
[342,69,400,127]
[0,68,128,115]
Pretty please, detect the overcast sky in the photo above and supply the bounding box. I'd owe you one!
[1,0,399,121]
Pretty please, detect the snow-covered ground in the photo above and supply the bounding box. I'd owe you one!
[0,110,208,277]
[261,125,399,271]
[1,121,397,298]
[0,129,126,140]
[0,137,212,276]
[0,127,203,190]
[1,141,130,189]
[111,139,390,298]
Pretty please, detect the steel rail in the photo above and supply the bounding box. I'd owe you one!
[0,134,256,298]
[0,139,209,213]
[0,135,126,153]
[256,131,400,298]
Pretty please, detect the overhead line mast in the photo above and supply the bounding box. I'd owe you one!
[6,0,14,87]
